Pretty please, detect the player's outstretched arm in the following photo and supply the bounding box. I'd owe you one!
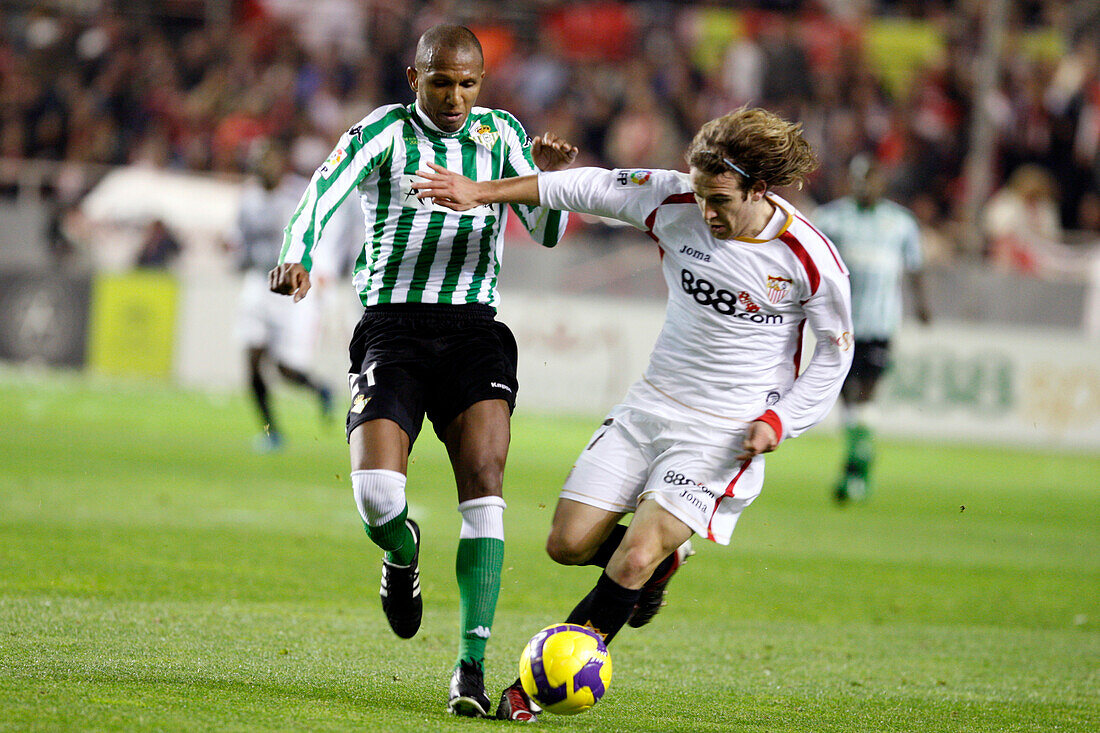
[269,262,312,302]
[415,163,541,210]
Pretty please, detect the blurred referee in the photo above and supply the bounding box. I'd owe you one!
[814,154,932,502]
[269,24,576,717]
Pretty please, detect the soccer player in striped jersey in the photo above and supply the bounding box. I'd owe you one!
[416,107,854,721]
[268,25,577,717]
[813,154,931,502]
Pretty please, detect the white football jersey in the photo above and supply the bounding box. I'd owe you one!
[236,174,311,273]
[538,167,854,441]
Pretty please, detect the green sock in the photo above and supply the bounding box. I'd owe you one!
[845,423,874,480]
[455,537,505,667]
[365,506,416,566]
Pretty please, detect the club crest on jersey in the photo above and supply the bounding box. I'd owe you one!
[472,124,499,149]
[765,275,793,304]
[616,169,652,187]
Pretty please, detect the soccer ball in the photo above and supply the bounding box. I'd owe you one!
[518,623,612,715]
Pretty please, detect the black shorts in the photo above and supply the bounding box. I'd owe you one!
[845,338,891,386]
[345,303,519,445]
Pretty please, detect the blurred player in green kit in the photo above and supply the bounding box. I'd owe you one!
[814,155,931,502]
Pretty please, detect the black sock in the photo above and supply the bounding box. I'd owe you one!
[565,571,640,644]
[584,524,675,586]
[278,364,322,393]
[250,371,275,433]
[582,524,627,568]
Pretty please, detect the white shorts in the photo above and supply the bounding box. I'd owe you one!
[559,405,765,545]
[236,270,319,372]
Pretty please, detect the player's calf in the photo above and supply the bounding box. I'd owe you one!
[628,538,694,628]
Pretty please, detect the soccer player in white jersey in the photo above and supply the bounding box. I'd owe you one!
[813,154,931,502]
[231,142,333,452]
[268,25,577,718]
[415,107,854,721]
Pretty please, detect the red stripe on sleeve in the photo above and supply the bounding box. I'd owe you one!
[644,192,696,243]
[779,231,820,296]
[793,212,848,275]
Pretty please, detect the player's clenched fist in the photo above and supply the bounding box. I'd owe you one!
[269,262,311,302]
[736,420,779,461]
[532,132,578,172]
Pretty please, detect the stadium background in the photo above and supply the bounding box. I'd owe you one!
[1,1,1098,731]
[2,0,1099,448]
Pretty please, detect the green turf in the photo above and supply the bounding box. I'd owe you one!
[1,371,1097,732]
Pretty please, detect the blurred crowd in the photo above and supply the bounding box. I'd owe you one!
[1,0,1098,272]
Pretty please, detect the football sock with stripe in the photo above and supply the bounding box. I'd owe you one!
[353,469,417,565]
[455,497,506,667]
[565,571,640,644]
[366,509,417,565]
[845,423,874,481]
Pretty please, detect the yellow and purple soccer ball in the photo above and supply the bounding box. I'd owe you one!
[518,623,613,715]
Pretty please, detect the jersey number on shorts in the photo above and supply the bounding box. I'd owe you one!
[348,361,378,397]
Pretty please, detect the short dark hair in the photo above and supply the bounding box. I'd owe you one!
[687,107,818,190]
[414,24,484,69]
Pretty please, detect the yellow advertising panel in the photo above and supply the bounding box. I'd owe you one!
[88,271,179,378]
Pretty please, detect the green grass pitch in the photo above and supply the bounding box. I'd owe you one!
[1,371,1097,731]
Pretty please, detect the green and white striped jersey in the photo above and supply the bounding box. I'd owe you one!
[813,196,922,340]
[280,102,568,308]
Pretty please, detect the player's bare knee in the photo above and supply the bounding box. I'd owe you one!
[614,544,661,587]
[545,531,587,566]
[456,457,505,500]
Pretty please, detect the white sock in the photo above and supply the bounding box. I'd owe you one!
[457,496,506,540]
[351,469,407,527]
